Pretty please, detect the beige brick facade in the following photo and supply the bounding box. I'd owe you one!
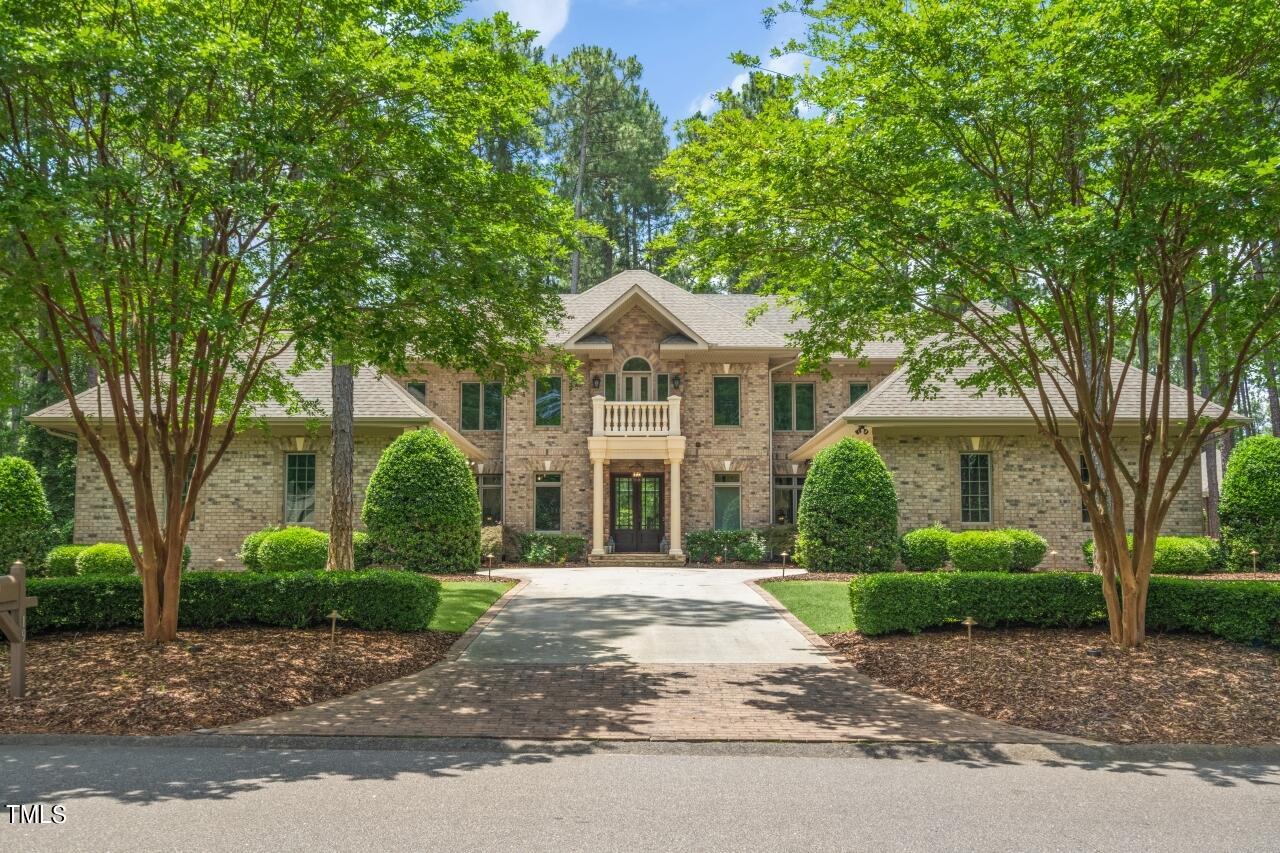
[63,283,1207,568]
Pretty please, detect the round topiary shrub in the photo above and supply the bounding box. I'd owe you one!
[362,429,481,572]
[239,526,280,571]
[900,525,952,571]
[42,544,89,577]
[1001,528,1048,571]
[0,455,54,569]
[257,526,329,572]
[75,542,137,576]
[948,530,1015,571]
[1220,434,1280,572]
[794,438,899,572]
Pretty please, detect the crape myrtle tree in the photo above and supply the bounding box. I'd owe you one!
[660,0,1280,646]
[0,0,573,640]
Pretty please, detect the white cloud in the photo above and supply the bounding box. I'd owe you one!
[688,52,808,116]
[471,0,570,48]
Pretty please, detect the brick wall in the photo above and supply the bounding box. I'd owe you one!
[874,431,1206,566]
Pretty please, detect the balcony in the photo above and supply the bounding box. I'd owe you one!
[591,396,681,437]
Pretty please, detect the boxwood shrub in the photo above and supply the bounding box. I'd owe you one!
[1002,529,1048,570]
[794,438,898,572]
[847,571,1280,646]
[362,429,481,572]
[685,529,767,563]
[257,527,329,572]
[75,542,136,576]
[239,526,280,571]
[353,531,375,569]
[42,544,89,578]
[899,525,951,571]
[0,455,54,569]
[27,569,441,634]
[1082,535,1222,575]
[947,530,1015,571]
[519,532,587,564]
[1220,434,1280,572]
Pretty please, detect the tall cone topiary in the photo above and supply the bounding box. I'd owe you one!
[795,438,899,572]
[1220,434,1280,572]
[0,455,54,568]
[362,428,481,572]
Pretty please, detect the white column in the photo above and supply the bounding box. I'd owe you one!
[592,458,606,555]
[668,460,683,556]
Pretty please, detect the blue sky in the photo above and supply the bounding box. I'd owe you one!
[467,0,809,123]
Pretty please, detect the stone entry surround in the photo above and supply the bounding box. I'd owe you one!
[223,568,1080,743]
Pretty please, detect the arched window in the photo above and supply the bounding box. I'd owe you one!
[622,357,651,372]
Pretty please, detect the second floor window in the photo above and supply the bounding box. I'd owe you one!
[284,452,316,523]
[405,381,427,404]
[461,382,503,431]
[713,376,740,426]
[534,377,563,426]
[960,452,992,523]
[849,382,869,405]
[773,382,815,431]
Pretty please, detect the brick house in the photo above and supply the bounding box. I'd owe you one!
[28,269,1216,567]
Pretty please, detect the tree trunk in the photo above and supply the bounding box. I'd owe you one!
[1199,345,1221,537]
[326,361,355,571]
[1265,356,1280,437]
[569,110,590,294]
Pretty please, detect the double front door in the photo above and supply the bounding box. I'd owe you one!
[611,474,663,552]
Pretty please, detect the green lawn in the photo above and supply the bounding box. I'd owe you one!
[430,581,515,633]
[759,580,853,635]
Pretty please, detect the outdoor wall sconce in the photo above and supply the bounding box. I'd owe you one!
[631,470,643,478]
[591,375,601,390]
[671,374,682,390]
[854,425,869,435]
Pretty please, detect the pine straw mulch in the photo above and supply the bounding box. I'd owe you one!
[770,570,1280,583]
[0,627,455,736]
[828,627,1280,744]
[429,572,521,583]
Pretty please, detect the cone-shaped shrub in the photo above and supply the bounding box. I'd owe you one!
[795,438,898,572]
[0,455,54,568]
[362,428,481,572]
[1220,435,1280,572]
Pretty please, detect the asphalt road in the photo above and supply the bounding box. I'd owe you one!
[3,737,1279,852]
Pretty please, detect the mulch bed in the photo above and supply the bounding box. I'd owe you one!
[0,627,455,736]
[430,573,521,582]
[770,570,1280,582]
[828,627,1280,744]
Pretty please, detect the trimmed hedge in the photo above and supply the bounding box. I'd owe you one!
[353,531,375,569]
[795,438,899,572]
[685,529,767,563]
[899,525,951,571]
[257,527,329,572]
[239,527,280,571]
[1083,535,1222,575]
[847,571,1280,646]
[519,532,587,564]
[0,455,54,569]
[1002,528,1048,570]
[1220,435,1280,572]
[362,429,481,572]
[75,542,136,576]
[947,530,1015,572]
[26,569,441,634]
[42,544,89,578]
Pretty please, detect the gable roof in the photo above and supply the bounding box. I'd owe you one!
[552,270,906,360]
[26,350,486,460]
[790,360,1239,460]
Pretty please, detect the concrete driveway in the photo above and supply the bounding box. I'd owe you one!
[458,567,829,665]
[224,566,1077,743]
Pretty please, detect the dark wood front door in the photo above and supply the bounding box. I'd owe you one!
[611,474,663,552]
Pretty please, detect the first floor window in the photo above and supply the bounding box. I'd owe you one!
[461,382,503,431]
[960,452,991,523]
[284,452,316,523]
[535,376,563,426]
[849,382,870,405]
[534,473,562,531]
[773,382,815,431]
[405,381,427,404]
[714,472,742,530]
[773,476,805,525]
[713,376,741,426]
[479,474,503,525]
